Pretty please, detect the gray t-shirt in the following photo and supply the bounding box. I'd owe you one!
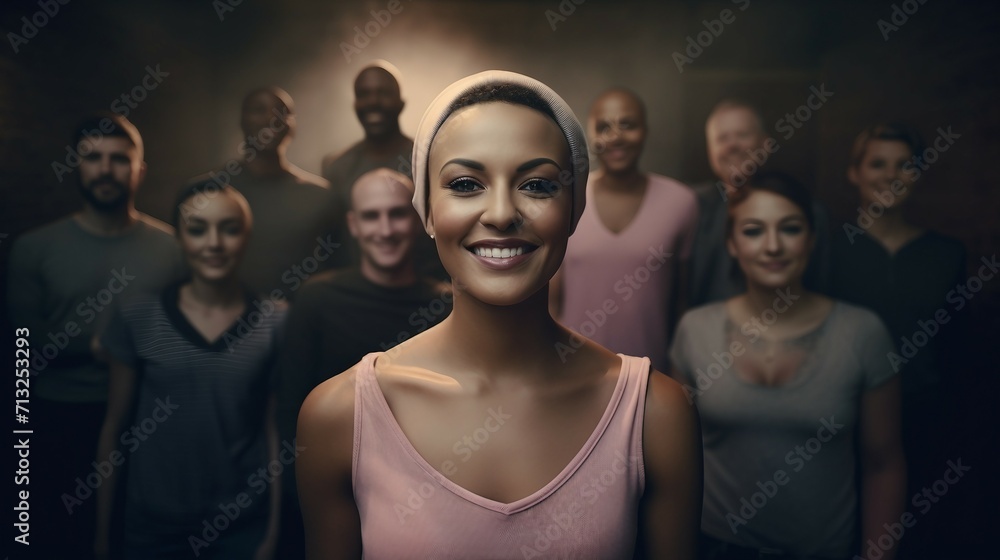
[222,168,346,299]
[669,301,897,558]
[6,215,185,401]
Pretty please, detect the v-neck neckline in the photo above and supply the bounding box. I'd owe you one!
[591,175,650,237]
[864,229,928,258]
[362,352,631,514]
[162,282,257,351]
[721,301,839,391]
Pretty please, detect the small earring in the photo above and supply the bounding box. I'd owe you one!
[430,233,435,239]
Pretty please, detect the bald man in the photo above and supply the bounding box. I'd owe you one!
[553,88,698,371]
[689,99,831,306]
[205,87,345,298]
[322,62,446,280]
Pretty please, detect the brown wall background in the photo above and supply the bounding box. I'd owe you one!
[2,0,998,548]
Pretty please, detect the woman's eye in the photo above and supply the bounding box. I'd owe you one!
[520,179,560,197]
[185,227,205,236]
[741,227,762,237]
[225,226,244,236]
[782,225,804,235]
[446,178,483,193]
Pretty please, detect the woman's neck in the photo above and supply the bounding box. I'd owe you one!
[862,206,915,244]
[743,279,809,323]
[183,275,245,308]
[437,286,566,380]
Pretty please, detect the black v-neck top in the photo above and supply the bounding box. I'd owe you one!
[831,229,966,397]
[161,281,260,352]
[101,283,288,530]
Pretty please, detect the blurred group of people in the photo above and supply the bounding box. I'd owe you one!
[6,60,966,559]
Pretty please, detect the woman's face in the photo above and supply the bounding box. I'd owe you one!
[427,102,572,305]
[727,190,813,291]
[849,139,917,209]
[178,190,252,283]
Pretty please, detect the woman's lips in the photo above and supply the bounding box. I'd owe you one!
[759,260,790,272]
[202,257,228,267]
[466,244,538,270]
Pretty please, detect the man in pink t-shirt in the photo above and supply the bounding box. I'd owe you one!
[552,88,698,371]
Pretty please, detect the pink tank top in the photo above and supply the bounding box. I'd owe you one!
[353,353,650,559]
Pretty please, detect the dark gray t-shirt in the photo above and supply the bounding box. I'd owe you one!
[6,215,184,401]
[102,283,287,534]
[222,168,346,299]
[670,301,897,558]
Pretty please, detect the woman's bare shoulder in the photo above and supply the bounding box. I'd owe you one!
[298,365,360,433]
[644,368,699,432]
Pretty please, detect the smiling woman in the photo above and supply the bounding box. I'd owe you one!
[296,71,703,560]
[670,172,907,559]
[95,180,287,559]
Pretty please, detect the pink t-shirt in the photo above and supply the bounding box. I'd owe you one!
[561,173,698,371]
[352,353,650,559]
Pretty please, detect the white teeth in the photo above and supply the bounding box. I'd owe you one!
[473,246,528,258]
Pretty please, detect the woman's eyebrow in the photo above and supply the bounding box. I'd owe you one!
[516,158,562,172]
[442,158,485,171]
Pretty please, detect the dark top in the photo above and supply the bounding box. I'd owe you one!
[830,228,966,403]
[102,282,287,536]
[276,267,452,484]
[689,181,833,307]
[6,215,185,401]
[218,168,347,299]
